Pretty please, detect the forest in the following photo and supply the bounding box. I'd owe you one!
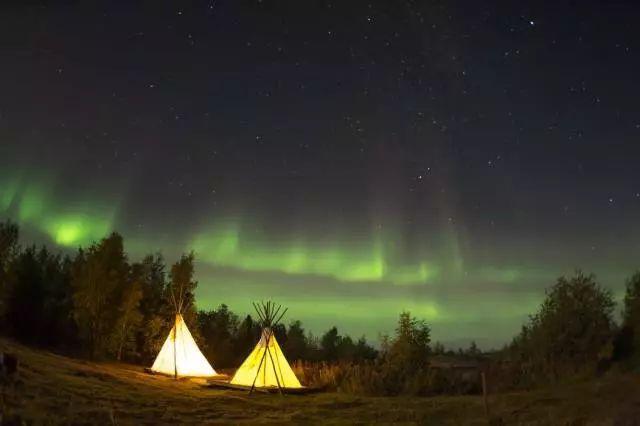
[1,219,639,396]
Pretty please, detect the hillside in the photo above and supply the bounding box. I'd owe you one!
[1,339,639,425]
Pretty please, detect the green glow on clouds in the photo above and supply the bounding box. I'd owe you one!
[190,221,440,285]
[0,177,19,212]
[44,214,112,246]
[1,174,116,247]
[479,267,521,283]
[2,170,620,348]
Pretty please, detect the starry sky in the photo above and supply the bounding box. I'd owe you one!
[1,0,639,348]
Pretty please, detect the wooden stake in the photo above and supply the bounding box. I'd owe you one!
[481,371,489,420]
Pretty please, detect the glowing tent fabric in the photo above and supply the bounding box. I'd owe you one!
[230,327,302,388]
[151,314,217,377]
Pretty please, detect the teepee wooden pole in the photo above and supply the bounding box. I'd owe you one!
[274,307,288,327]
[170,286,178,314]
[173,317,178,379]
[271,305,282,324]
[252,302,266,323]
[249,331,270,395]
[266,343,284,396]
[263,331,268,385]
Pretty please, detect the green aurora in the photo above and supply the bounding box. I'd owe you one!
[191,220,439,285]
[0,172,631,348]
[1,171,117,248]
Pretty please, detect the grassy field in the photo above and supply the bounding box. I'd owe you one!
[1,339,639,425]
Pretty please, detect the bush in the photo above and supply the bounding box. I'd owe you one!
[506,271,616,385]
[293,311,482,396]
[295,359,482,396]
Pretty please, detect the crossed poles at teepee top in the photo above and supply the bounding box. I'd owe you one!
[248,301,288,395]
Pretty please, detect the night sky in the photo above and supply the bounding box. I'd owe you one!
[2,1,639,348]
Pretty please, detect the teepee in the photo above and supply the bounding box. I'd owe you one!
[150,265,216,378]
[151,313,217,377]
[230,301,302,393]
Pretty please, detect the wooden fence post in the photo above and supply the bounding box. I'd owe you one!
[481,370,489,420]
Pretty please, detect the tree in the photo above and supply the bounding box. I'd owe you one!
[0,220,19,274]
[138,254,168,319]
[432,341,445,355]
[112,279,142,361]
[71,233,129,358]
[317,326,377,362]
[321,326,340,361]
[136,254,170,362]
[510,271,616,380]
[388,311,431,366]
[284,320,308,361]
[466,341,481,357]
[620,272,640,363]
[40,250,76,349]
[3,246,46,341]
[234,315,261,364]
[354,336,378,360]
[336,335,356,361]
[198,304,239,367]
[0,220,19,322]
[372,312,433,395]
[272,322,286,342]
[167,253,199,332]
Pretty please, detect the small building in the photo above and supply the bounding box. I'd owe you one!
[428,355,484,384]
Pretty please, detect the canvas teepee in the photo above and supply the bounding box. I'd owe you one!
[150,263,216,378]
[151,313,217,377]
[230,301,302,393]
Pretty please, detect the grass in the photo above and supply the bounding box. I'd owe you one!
[1,339,639,425]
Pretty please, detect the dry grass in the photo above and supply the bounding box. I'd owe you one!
[1,339,639,425]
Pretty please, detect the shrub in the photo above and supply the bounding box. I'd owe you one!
[506,271,616,385]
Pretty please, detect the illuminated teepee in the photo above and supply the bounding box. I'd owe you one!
[150,262,216,378]
[230,301,302,393]
[151,313,217,377]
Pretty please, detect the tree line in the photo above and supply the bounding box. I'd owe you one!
[1,218,640,395]
[0,221,377,366]
[499,270,640,388]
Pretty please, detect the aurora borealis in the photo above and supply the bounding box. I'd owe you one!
[2,1,640,348]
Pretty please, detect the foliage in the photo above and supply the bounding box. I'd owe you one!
[317,326,378,363]
[615,272,640,365]
[506,271,616,384]
[0,220,20,322]
[6,218,640,398]
[386,311,431,366]
[295,312,483,396]
[283,320,307,361]
[0,220,19,272]
[234,314,261,361]
[71,233,130,358]
[167,252,201,342]
[136,254,171,362]
[3,247,47,341]
[111,271,143,361]
[198,304,239,367]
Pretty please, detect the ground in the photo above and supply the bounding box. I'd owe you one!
[1,339,639,425]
